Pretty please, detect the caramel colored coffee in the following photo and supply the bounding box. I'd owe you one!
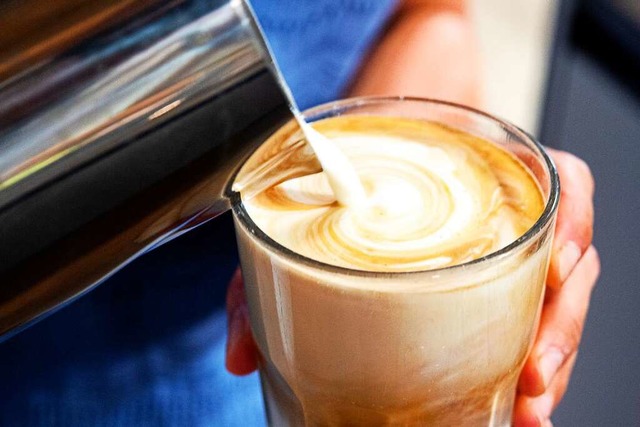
[233,112,554,426]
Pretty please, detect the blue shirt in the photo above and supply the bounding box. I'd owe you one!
[251,0,396,110]
[0,1,395,425]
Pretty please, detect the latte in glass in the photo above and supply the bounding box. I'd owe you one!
[231,98,558,426]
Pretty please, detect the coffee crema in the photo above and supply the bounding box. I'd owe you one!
[244,115,544,272]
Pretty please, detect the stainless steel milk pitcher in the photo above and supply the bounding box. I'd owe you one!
[0,0,299,339]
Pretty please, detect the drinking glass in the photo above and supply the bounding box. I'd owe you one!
[231,97,559,426]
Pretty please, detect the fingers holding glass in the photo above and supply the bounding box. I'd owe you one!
[515,245,600,425]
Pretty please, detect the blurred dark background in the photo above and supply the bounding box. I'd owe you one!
[541,0,640,424]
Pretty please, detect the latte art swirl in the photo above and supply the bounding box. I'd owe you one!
[244,116,543,272]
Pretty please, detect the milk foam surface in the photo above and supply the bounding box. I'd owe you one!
[244,116,544,272]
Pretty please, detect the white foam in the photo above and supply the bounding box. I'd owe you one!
[298,121,366,208]
[245,127,538,272]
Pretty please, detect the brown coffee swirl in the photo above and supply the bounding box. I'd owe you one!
[244,116,543,272]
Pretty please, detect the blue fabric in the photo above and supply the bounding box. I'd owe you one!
[0,215,266,426]
[0,1,395,425]
[251,0,397,110]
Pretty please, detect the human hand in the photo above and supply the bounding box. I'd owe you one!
[513,149,600,426]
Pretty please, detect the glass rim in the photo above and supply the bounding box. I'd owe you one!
[231,96,560,279]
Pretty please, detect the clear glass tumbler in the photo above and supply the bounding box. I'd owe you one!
[231,97,560,426]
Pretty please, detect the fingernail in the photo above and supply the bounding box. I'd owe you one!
[539,349,564,389]
[535,394,555,420]
[558,241,581,283]
[534,414,547,427]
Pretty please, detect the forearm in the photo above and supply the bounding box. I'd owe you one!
[348,0,481,108]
